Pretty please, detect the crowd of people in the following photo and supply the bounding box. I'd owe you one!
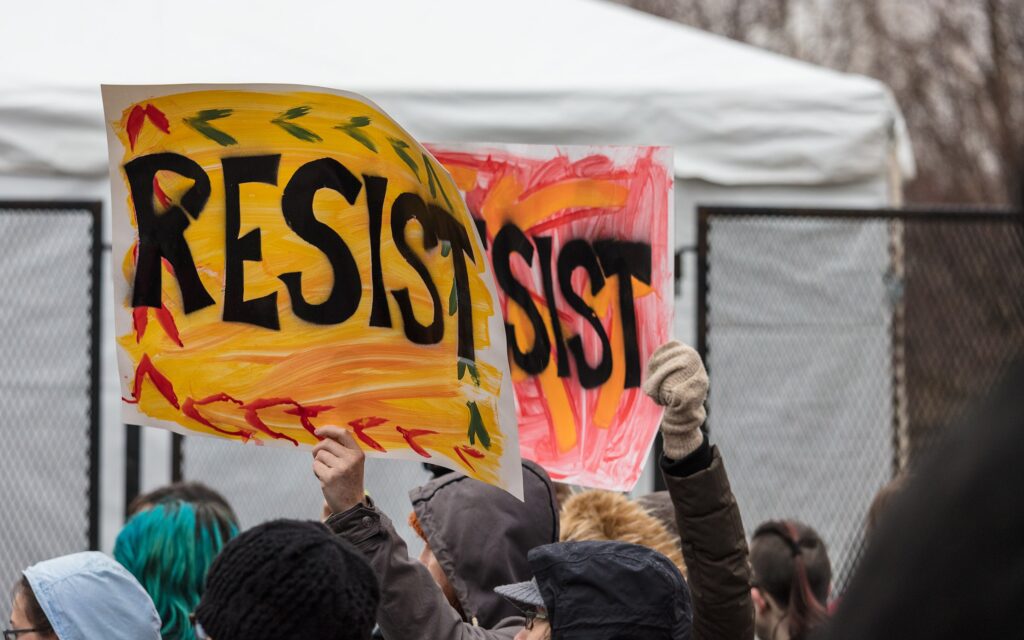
[8,340,1021,639]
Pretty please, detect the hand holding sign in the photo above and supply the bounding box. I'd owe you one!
[313,427,366,515]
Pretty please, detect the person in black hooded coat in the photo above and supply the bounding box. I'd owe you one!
[495,540,693,640]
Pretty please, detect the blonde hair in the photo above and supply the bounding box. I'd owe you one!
[559,490,686,577]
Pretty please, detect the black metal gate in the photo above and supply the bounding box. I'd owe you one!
[696,206,1024,594]
[0,201,102,603]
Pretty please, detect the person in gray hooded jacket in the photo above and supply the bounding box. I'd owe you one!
[314,426,559,640]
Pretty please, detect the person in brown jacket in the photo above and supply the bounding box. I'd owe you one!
[313,432,557,639]
[313,338,753,640]
[644,340,755,640]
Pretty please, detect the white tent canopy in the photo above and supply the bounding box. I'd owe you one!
[0,0,912,186]
[0,0,914,556]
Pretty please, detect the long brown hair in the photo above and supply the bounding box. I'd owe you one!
[751,520,831,640]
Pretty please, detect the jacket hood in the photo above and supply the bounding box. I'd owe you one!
[410,460,558,628]
[560,490,686,577]
[530,541,692,640]
[23,551,162,640]
[635,490,680,538]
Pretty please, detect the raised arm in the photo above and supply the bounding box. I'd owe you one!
[644,342,755,640]
[313,427,519,640]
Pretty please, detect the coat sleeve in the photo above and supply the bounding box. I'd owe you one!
[663,445,755,640]
[326,500,521,640]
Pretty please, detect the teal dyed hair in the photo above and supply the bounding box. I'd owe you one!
[114,500,238,640]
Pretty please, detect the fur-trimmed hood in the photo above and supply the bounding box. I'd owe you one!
[560,490,686,577]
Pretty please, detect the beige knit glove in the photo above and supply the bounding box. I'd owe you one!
[642,341,709,460]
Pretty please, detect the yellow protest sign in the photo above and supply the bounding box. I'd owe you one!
[102,85,520,495]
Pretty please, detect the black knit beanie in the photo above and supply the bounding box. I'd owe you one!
[195,519,379,640]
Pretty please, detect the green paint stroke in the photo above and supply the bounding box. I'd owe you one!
[272,106,322,143]
[448,281,458,316]
[467,400,490,449]
[440,240,452,257]
[458,358,481,387]
[389,138,419,177]
[281,106,313,120]
[423,152,438,197]
[335,116,377,152]
[421,153,454,210]
[183,109,237,146]
[275,121,322,142]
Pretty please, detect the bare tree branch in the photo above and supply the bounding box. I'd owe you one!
[611,0,1024,205]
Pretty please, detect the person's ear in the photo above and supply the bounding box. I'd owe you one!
[751,587,769,613]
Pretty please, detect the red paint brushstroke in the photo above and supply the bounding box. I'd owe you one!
[153,305,183,347]
[347,417,389,452]
[132,305,183,347]
[396,427,438,458]
[283,403,333,436]
[124,354,179,409]
[239,397,333,445]
[527,206,617,235]
[143,104,170,133]
[453,446,475,471]
[126,105,145,151]
[153,176,172,208]
[126,104,170,151]
[180,394,330,444]
[453,445,486,472]
[182,393,250,439]
[244,398,311,444]
[132,307,149,343]
[241,406,298,446]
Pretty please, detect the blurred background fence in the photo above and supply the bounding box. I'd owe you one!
[172,435,432,551]
[0,202,101,619]
[697,206,1024,595]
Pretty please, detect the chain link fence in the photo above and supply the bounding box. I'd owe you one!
[176,436,432,552]
[697,206,1024,595]
[0,202,101,620]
